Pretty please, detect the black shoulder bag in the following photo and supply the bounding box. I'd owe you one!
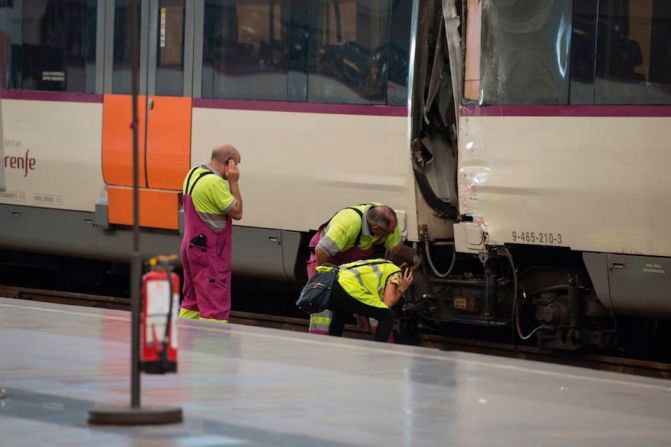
[295,265,339,314]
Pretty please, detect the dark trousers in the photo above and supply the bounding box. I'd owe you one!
[328,281,395,342]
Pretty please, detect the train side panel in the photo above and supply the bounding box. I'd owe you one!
[0,98,104,212]
[458,113,671,257]
[191,105,419,241]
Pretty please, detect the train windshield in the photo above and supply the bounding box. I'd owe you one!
[476,0,671,106]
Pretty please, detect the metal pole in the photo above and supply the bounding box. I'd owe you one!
[0,72,5,193]
[130,0,141,409]
[88,1,182,425]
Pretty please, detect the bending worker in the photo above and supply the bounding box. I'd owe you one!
[307,202,402,335]
[179,144,243,322]
[322,244,418,342]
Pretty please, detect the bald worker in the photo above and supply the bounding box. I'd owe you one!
[179,144,243,322]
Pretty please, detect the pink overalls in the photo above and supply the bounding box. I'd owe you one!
[180,192,233,321]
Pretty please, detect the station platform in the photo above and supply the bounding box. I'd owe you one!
[1,297,670,447]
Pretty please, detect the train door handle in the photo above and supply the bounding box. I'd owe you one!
[609,263,625,271]
[148,98,155,110]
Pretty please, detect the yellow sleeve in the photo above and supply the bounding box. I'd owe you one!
[384,226,403,249]
[321,209,361,253]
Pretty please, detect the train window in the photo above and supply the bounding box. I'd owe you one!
[286,0,310,102]
[202,0,290,101]
[307,0,390,104]
[387,0,411,106]
[0,0,97,93]
[199,0,410,105]
[569,0,598,104]
[595,0,671,104]
[155,0,185,97]
[112,0,140,94]
[479,0,572,105]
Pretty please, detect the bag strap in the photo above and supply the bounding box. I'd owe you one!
[183,167,199,194]
[341,259,393,271]
[321,263,341,271]
[186,169,214,196]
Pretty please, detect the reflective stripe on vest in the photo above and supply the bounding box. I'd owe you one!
[179,307,201,320]
[309,311,332,333]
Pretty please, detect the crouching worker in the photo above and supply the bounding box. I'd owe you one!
[326,245,418,342]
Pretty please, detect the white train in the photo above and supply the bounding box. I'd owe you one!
[0,0,669,350]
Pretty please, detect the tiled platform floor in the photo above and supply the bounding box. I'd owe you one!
[1,298,670,446]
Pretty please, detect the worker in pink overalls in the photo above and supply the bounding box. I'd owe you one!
[179,144,243,323]
[307,203,403,338]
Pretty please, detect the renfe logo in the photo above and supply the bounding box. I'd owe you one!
[4,149,36,177]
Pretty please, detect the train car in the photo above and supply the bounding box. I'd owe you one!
[0,0,669,351]
[409,0,671,351]
[0,0,417,281]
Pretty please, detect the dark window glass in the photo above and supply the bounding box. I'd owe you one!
[649,1,671,85]
[307,0,390,104]
[0,0,97,92]
[595,0,671,104]
[569,0,598,104]
[155,0,185,96]
[202,0,290,100]
[287,0,309,101]
[387,0,411,106]
[112,0,140,94]
[200,0,411,105]
[480,0,572,105]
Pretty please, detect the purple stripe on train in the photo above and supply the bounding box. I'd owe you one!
[460,104,671,117]
[194,98,408,117]
[0,89,103,103]
[0,91,409,115]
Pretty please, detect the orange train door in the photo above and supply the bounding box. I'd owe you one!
[102,0,193,230]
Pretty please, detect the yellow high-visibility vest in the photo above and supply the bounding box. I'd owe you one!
[182,165,235,231]
[320,203,402,253]
[318,259,401,308]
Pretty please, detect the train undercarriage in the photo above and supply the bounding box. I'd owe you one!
[402,244,619,351]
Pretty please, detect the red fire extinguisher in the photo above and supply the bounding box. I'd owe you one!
[140,255,179,374]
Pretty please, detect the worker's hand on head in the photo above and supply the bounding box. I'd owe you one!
[399,267,413,293]
[225,159,239,183]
